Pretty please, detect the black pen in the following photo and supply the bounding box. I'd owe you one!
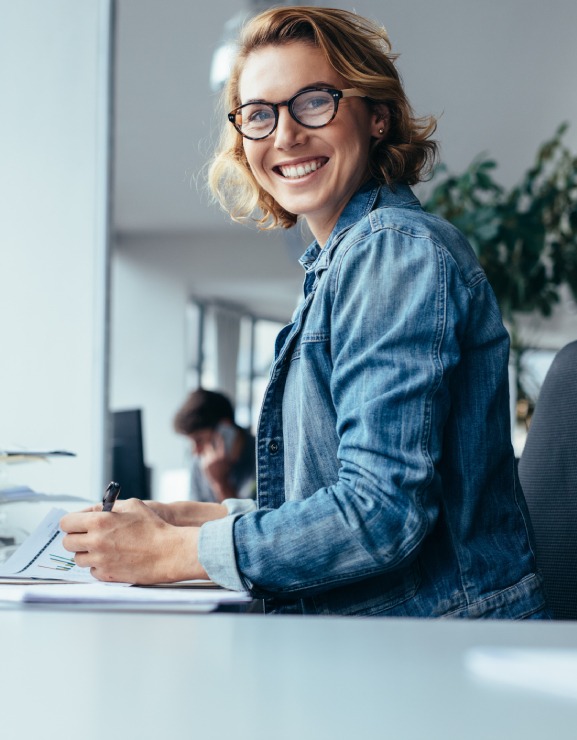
[102,481,122,512]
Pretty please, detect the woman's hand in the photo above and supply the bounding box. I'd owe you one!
[60,499,212,584]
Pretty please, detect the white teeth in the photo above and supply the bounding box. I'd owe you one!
[279,160,324,179]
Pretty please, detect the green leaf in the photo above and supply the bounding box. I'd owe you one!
[424,122,577,320]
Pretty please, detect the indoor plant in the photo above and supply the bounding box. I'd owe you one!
[423,123,577,409]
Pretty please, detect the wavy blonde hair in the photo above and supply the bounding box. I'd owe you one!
[208,6,438,229]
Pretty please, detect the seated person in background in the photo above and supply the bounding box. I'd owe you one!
[174,388,256,502]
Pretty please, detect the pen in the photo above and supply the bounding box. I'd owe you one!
[102,481,122,512]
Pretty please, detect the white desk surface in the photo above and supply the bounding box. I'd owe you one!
[1,605,576,740]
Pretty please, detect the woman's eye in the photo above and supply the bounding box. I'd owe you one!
[295,94,333,117]
[306,96,331,110]
[246,106,274,124]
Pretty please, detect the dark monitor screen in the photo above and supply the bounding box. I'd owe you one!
[111,409,150,500]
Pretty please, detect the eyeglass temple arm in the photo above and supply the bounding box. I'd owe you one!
[341,88,366,99]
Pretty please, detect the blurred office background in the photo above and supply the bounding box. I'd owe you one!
[1,0,576,503]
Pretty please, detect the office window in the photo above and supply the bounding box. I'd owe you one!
[186,299,285,431]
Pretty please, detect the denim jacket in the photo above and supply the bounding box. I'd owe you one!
[200,180,547,618]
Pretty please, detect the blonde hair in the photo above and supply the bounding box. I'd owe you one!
[208,6,438,229]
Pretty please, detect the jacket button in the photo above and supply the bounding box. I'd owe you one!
[268,440,279,454]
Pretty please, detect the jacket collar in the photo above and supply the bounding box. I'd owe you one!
[298,179,419,274]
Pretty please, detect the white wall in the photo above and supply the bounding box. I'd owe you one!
[0,0,112,499]
[336,0,577,188]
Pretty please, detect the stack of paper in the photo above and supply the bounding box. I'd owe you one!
[0,449,76,465]
[0,582,251,611]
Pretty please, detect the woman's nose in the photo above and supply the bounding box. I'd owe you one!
[273,107,305,149]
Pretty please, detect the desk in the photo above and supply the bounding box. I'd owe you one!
[1,606,576,740]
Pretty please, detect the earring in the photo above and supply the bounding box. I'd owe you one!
[378,127,385,135]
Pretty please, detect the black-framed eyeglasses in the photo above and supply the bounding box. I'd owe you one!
[228,87,365,140]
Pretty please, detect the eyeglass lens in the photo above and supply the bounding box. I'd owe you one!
[234,89,337,139]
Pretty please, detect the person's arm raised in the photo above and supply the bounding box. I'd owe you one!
[200,432,239,501]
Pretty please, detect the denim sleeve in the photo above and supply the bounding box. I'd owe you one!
[233,229,469,597]
[197,499,256,591]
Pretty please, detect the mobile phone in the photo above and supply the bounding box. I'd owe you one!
[215,422,237,455]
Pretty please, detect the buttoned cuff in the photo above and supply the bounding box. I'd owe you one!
[198,499,257,592]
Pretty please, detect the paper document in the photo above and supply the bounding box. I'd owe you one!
[0,449,76,464]
[0,485,90,504]
[0,582,251,611]
[0,508,96,583]
[465,647,577,702]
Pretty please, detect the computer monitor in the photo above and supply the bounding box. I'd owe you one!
[110,409,150,500]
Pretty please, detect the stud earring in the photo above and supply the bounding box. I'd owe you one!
[378,127,385,135]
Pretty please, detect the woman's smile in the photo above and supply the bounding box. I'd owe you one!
[274,157,329,180]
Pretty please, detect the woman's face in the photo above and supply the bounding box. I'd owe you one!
[238,42,384,244]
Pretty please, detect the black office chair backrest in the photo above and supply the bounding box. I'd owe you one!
[518,340,577,620]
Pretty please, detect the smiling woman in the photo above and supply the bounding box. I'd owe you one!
[61,6,549,620]
[209,6,437,234]
[236,42,383,244]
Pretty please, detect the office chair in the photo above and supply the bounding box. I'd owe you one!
[518,340,577,620]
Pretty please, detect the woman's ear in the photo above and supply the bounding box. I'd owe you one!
[370,104,390,139]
